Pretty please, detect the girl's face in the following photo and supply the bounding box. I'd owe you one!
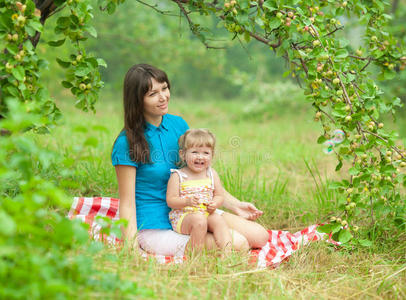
[143,77,170,124]
[183,146,213,174]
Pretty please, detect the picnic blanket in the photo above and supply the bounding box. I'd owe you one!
[69,197,338,268]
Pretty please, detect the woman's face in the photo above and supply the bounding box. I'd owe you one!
[143,77,170,124]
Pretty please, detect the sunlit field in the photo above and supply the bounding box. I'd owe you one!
[33,90,406,299]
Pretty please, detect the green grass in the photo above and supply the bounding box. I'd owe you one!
[35,92,406,299]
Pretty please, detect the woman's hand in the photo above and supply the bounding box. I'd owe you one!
[232,201,263,221]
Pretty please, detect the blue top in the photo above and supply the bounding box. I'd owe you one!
[111,114,189,230]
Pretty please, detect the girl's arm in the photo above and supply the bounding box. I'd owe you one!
[115,165,138,249]
[166,173,196,209]
[207,169,225,212]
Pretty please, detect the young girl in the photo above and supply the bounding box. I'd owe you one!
[166,129,232,252]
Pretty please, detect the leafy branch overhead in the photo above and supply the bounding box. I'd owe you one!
[1,0,406,244]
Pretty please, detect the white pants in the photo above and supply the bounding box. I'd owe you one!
[137,209,224,256]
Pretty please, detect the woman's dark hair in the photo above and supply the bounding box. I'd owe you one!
[122,63,170,163]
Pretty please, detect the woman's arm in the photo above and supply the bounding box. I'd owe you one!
[115,165,138,249]
[166,173,195,209]
[222,190,263,221]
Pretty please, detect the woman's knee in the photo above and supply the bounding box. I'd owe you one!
[249,224,269,248]
[231,230,249,251]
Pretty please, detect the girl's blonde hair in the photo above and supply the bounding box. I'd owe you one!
[178,128,216,154]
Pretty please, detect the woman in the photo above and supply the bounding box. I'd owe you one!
[112,64,268,256]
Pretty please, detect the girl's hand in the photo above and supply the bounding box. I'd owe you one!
[233,201,263,221]
[207,198,219,211]
[187,195,201,207]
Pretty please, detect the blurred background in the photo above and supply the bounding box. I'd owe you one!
[36,0,406,114]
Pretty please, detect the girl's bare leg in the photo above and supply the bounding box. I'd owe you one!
[207,214,232,253]
[222,212,269,248]
[180,213,208,250]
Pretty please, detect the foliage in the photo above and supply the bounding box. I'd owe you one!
[0,99,151,298]
[0,1,406,284]
[162,0,406,245]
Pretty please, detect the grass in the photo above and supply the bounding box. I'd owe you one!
[35,91,406,299]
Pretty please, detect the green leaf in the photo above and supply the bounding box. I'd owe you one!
[335,160,343,171]
[86,26,97,38]
[61,81,73,88]
[262,2,277,11]
[338,229,352,243]
[358,239,373,247]
[317,223,341,234]
[74,67,91,77]
[56,58,71,69]
[268,18,281,30]
[349,167,360,176]
[27,19,43,33]
[11,66,25,81]
[97,58,107,68]
[107,2,116,14]
[335,49,348,59]
[317,135,327,144]
[48,39,66,47]
[0,210,16,236]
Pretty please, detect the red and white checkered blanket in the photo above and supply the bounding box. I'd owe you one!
[69,197,338,268]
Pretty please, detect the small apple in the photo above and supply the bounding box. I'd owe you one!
[330,18,336,25]
[276,12,283,18]
[342,1,348,7]
[315,111,322,118]
[345,115,352,122]
[345,105,351,112]
[5,62,13,72]
[347,188,353,194]
[232,8,237,14]
[12,33,19,41]
[287,11,294,18]
[333,77,340,85]
[341,220,348,226]
[17,15,26,25]
[313,40,321,47]
[356,49,362,56]
[330,216,337,222]
[400,162,406,167]
[371,35,378,42]
[224,2,230,8]
[388,64,395,70]
[86,83,92,90]
[378,123,384,129]
[336,89,343,96]
[79,83,86,91]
